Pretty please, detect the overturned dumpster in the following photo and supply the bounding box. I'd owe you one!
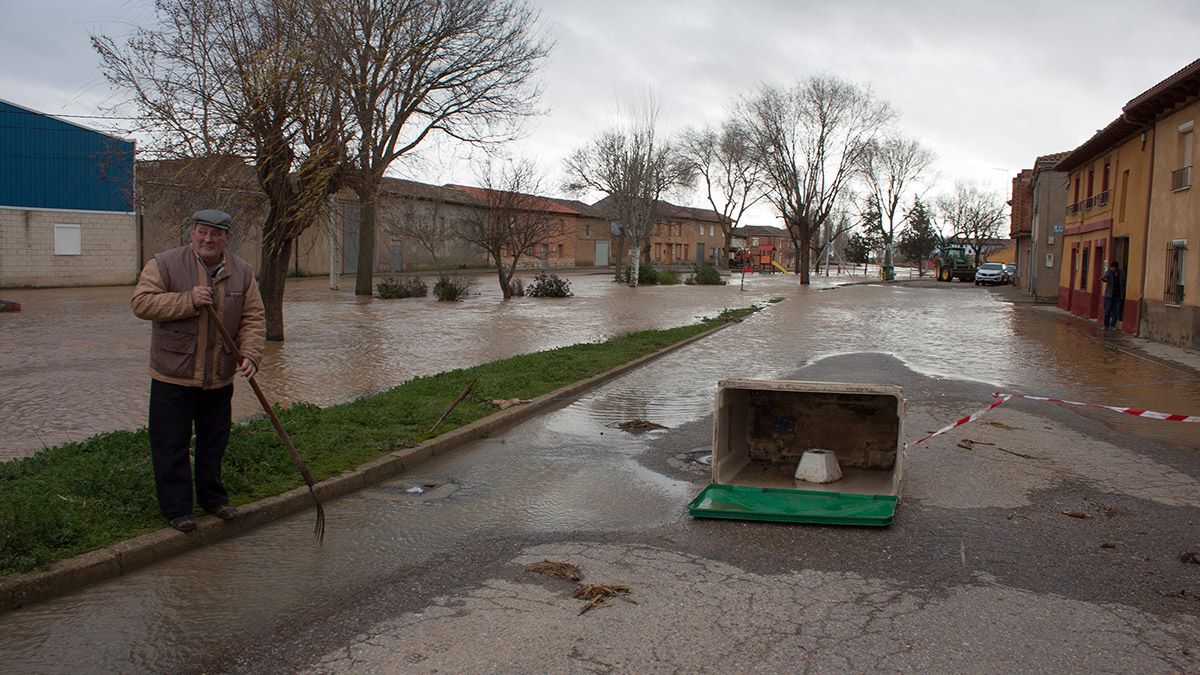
[689,380,904,526]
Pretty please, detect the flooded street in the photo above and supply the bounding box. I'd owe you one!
[1,270,843,461]
[2,276,1199,672]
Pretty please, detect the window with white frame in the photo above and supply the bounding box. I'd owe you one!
[1165,241,1186,304]
[1175,121,1194,191]
[54,224,82,255]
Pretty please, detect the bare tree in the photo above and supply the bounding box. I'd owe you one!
[678,121,764,267]
[936,182,1007,266]
[457,159,564,298]
[325,0,551,296]
[858,135,935,274]
[95,0,348,341]
[562,102,693,286]
[739,76,892,283]
[390,200,451,270]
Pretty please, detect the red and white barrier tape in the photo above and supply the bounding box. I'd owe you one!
[909,391,1198,447]
[909,395,1012,446]
[994,392,1200,423]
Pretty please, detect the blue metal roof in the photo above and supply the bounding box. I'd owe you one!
[0,99,135,212]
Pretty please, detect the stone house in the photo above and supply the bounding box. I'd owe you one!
[547,198,614,267]
[448,185,577,268]
[591,196,729,270]
[1010,152,1068,301]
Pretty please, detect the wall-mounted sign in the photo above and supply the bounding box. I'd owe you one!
[1052,224,1065,233]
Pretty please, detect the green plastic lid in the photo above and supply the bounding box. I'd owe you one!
[688,483,897,527]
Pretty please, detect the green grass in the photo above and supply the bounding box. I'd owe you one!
[0,306,759,576]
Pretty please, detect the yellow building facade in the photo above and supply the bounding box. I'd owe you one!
[1054,57,1199,346]
[1056,125,1153,331]
[1141,98,1199,347]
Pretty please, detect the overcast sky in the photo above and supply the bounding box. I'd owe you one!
[2,0,1197,226]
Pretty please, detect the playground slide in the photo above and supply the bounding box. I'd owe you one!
[770,260,789,274]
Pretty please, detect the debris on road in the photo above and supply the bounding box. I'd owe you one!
[573,583,635,615]
[956,439,995,450]
[524,560,582,582]
[1062,511,1093,519]
[1181,551,1200,565]
[491,398,532,410]
[617,419,667,433]
[995,446,1040,460]
[1101,542,1118,549]
[429,378,478,433]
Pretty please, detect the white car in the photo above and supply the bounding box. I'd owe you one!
[974,262,1008,285]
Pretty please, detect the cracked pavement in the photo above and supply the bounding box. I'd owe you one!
[303,541,1199,674]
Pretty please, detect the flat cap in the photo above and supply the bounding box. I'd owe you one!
[191,209,233,230]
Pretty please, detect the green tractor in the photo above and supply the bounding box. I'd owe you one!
[934,243,977,282]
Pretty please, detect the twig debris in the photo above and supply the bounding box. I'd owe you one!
[524,560,582,582]
[573,583,635,615]
[617,419,667,433]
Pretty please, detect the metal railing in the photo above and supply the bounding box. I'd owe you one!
[1172,166,1192,191]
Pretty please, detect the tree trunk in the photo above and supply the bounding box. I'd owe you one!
[354,183,378,296]
[498,260,512,299]
[798,226,811,284]
[628,243,641,287]
[723,229,733,269]
[259,235,295,342]
[613,232,626,283]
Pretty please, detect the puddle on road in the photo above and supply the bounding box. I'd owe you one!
[564,284,1200,450]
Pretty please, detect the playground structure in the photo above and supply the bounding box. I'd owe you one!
[731,246,790,274]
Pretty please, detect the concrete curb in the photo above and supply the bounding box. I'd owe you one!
[0,316,743,613]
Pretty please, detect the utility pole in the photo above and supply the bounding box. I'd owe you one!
[329,197,339,290]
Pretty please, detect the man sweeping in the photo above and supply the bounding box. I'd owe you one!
[132,209,265,532]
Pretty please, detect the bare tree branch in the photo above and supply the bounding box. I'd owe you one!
[562,100,693,286]
[678,121,763,267]
[739,76,892,282]
[457,158,564,298]
[325,0,552,295]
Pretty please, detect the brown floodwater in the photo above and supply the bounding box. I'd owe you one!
[2,276,1198,672]
[1,270,840,461]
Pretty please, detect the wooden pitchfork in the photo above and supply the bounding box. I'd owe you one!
[203,305,325,542]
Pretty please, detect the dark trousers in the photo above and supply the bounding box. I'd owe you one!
[1103,296,1120,328]
[148,380,233,518]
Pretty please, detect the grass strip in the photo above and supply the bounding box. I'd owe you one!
[0,307,758,576]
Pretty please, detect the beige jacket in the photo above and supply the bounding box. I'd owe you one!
[131,245,266,389]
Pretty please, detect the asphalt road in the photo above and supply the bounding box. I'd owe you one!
[221,352,1200,673]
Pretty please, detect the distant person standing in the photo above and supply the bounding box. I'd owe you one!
[1101,260,1124,330]
[131,210,265,532]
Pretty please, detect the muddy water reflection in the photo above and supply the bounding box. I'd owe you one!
[564,283,1200,450]
[1,271,819,460]
[4,280,1200,672]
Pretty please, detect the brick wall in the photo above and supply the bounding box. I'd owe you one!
[1010,169,1034,237]
[0,208,138,287]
